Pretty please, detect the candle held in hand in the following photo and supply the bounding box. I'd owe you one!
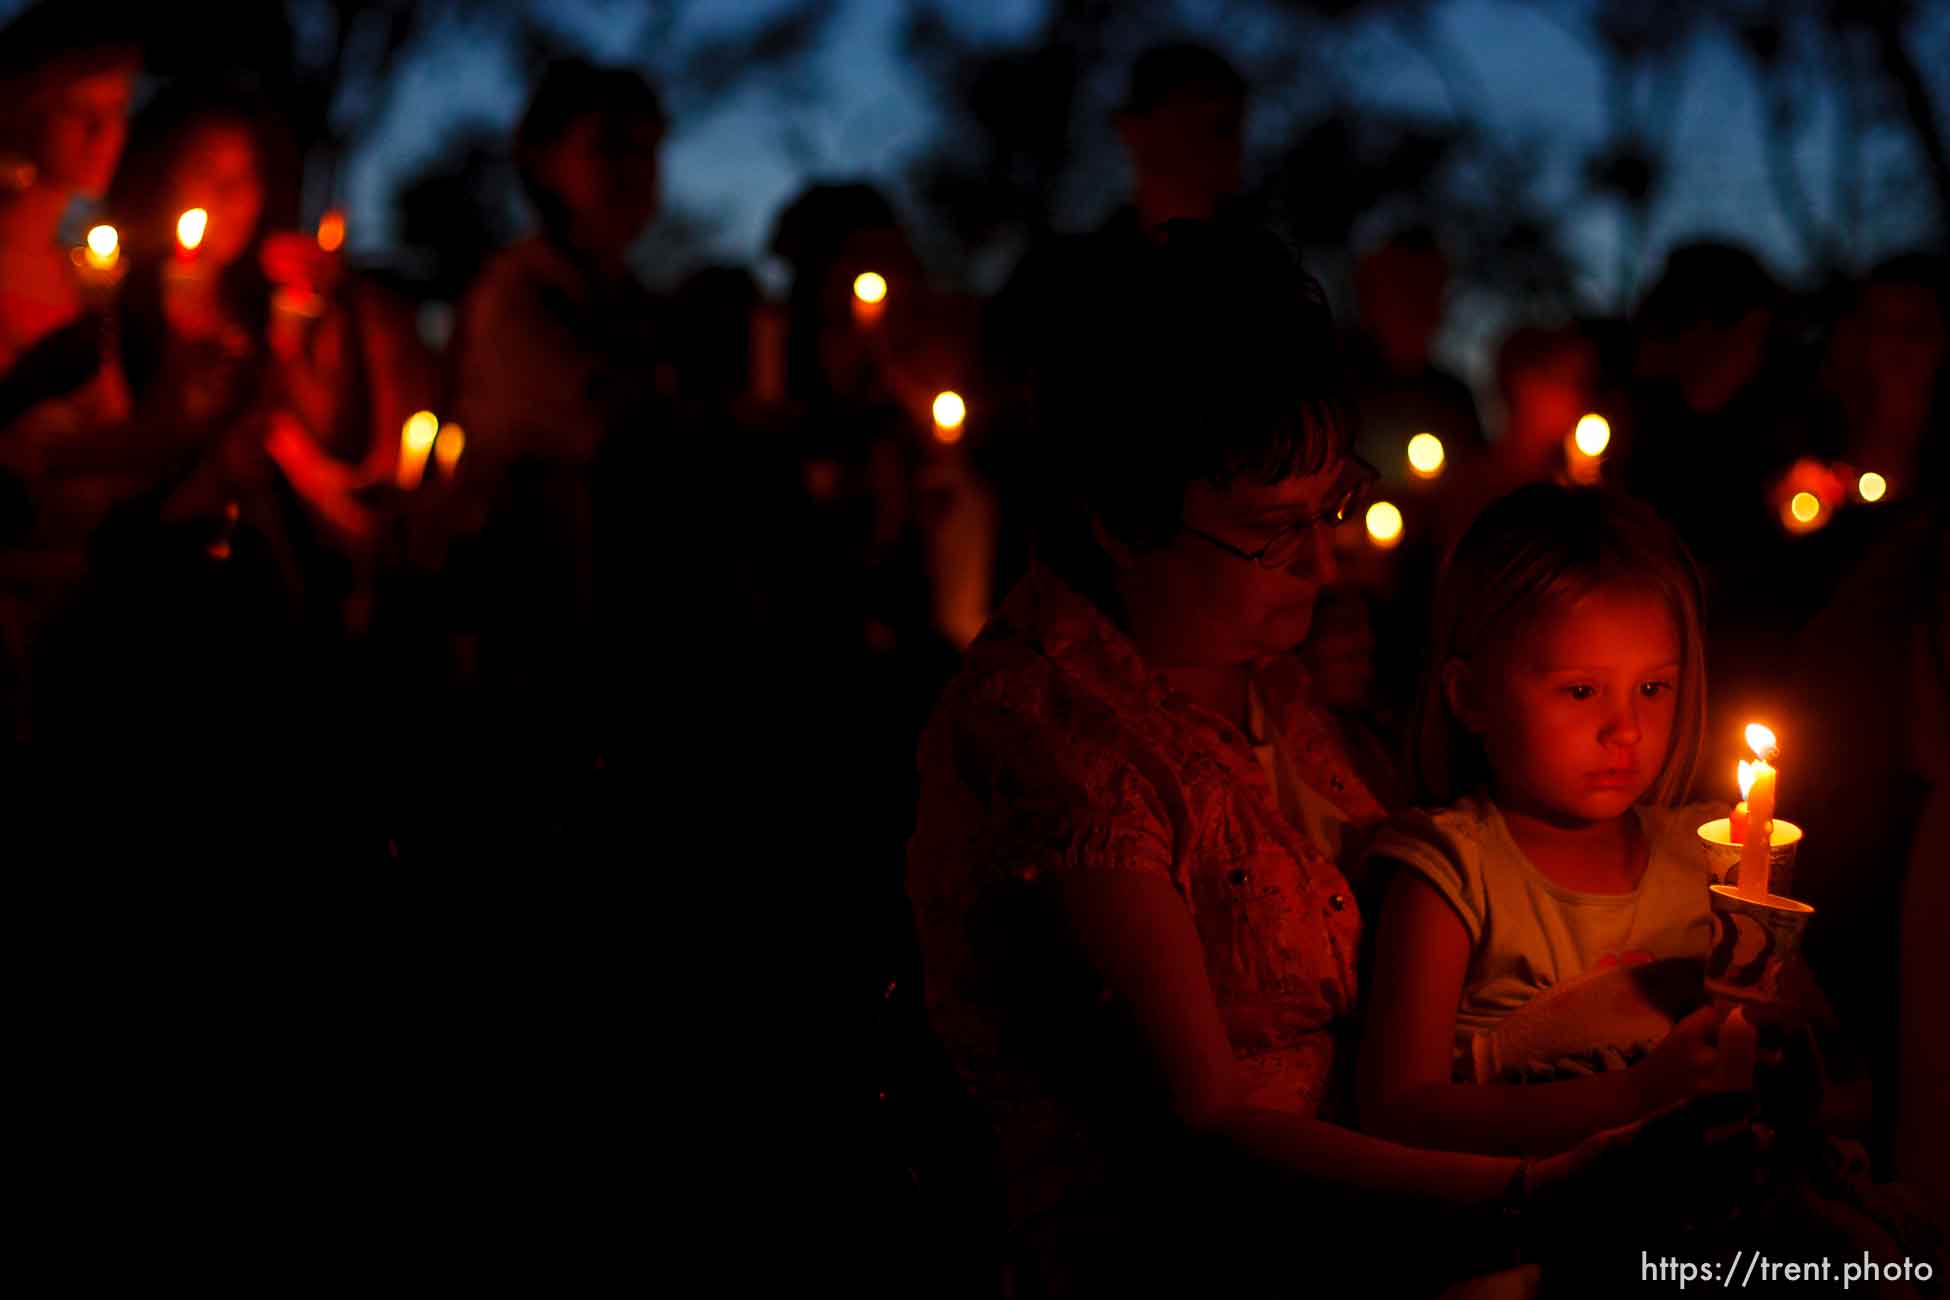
[1737,724,1778,899]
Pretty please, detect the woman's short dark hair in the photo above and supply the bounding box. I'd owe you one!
[1038,218,1355,569]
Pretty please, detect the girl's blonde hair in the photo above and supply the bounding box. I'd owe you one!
[1414,483,1708,807]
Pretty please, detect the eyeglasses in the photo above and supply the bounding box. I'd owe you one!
[1179,457,1380,570]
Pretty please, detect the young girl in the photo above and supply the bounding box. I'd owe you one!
[1358,483,1732,1156]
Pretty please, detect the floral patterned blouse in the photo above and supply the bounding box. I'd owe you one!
[906,561,1388,1234]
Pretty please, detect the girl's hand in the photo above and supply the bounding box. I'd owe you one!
[1532,1090,1765,1244]
[1634,1003,1726,1109]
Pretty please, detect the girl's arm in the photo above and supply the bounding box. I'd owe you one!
[1053,866,1519,1204]
[1359,867,1722,1156]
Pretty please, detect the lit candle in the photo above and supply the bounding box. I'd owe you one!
[316,209,345,253]
[84,224,119,271]
[397,410,439,490]
[176,208,208,258]
[931,390,966,444]
[433,421,465,479]
[1566,413,1609,485]
[1737,723,1778,899]
[1406,432,1444,479]
[1858,472,1887,504]
[1365,500,1403,550]
[852,271,886,328]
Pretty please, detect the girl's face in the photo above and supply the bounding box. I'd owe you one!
[36,68,134,198]
[172,124,263,268]
[1455,584,1682,827]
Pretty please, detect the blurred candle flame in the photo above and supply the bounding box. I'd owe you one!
[1406,432,1444,477]
[932,390,966,442]
[1366,500,1403,548]
[1858,471,1887,503]
[853,272,886,305]
[397,410,439,490]
[1788,491,1821,525]
[85,224,119,270]
[1573,414,1611,457]
[1738,758,1756,801]
[316,209,345,253]
[433,422,465,477]
[177,208,208,253]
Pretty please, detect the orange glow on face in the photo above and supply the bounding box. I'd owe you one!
[433,422,465,476]
[1573,414,1610,457]
[932,390,966,439]
[85,224,119,269]
[177,208,208,252]
[1366,500,1403,547]
[316,209,345,253]
[1788,491,1821,524]
[1406,432,1445,477]
[1745,723,1777,761]
[853,272,887,305]
[1858,471,1887,503]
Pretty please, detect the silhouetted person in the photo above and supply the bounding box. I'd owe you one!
[986,42,1248,594]
[1346,226,1487,478]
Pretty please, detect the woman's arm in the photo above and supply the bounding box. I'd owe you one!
[1053,866,1518,1205]
[1359,868,1717,1156]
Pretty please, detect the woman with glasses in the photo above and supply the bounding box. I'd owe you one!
[905,220,1757,1297]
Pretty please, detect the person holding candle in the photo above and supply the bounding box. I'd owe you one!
[907,224,1762,1297]
[1358,483,1734,1158]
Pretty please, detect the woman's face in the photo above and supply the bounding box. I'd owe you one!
[171,124,263,268]
[35,68,133,198]
[1116,461,1352,669]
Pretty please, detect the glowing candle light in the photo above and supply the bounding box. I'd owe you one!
[931,390,966,443]
[433,422,465,478]
[84,224,119,270]
[316,209,345,253]
[1406,432,1445,478]
[1858,472,1887,503]
[1365,500,1403,549]
[176,207,208,255]
[397,410,439,490]
[1736,724,1778,899]
[852,271,886,327]
[1573,413,1611,457]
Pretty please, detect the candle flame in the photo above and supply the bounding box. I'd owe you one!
[1366,500,1403,547]
[853,272,887,305]
[85,224,119,270]
[1407,432,1445,476]
[1738,758,1755,800]
[1789,491,1821,523]
[932,390,966,439]
[397,410,439,490]
[317,209,345,253]
[1745,723,1777,762]
[433,422,465,476]
[177,208,208,252]
[1573,414,1611,457]
[1858,471,1887,503]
